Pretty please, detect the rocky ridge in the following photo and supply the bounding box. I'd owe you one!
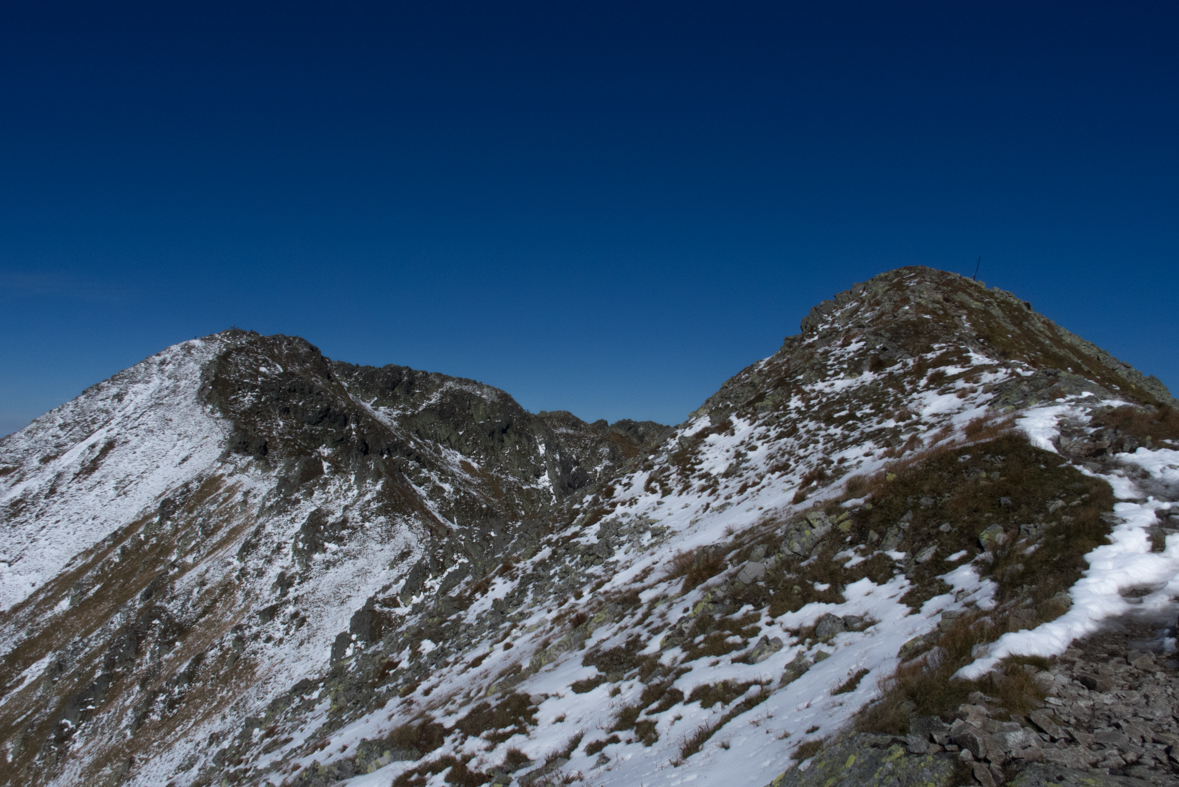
[0,266,1177,787]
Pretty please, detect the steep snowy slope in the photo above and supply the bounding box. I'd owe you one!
[0,331,660,787]
[2,267,1177,787]
[0,335,233,612]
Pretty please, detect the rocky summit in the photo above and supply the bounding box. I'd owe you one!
[2,266,1178,787]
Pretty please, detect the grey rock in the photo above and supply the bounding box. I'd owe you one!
[815,613,847,640]
[780,653,813,686]
[1027,710,1066,741]
[840,614,866,631]
[950,724,1004,764]
[355,739,419,773]
[880,526,904,552]
[1039,747,1100,769]
[994,728,1041,755]
[1094,729,1131,749]
[747,635,785,664]
[910,716,951,744]
[519,757,568,785]
[764,732,957,787]
[1079,673,1115,693]
[737,561,767,585]
[979,524,1008,549]
[782,512,833,556]
[290,759,357,787]
[897,633,933,661]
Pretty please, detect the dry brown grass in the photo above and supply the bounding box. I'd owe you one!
[790,739,824,761]
[679,721,718,759]
[455,693,536,744]
[662,546,727,593]
[1092,404,1179,445]
[389,716,449,754]
[584,734,620,756]
[854,609,1049,735]
[392,754,489,787]
[963,413,1017,442]
[831,669,871,695]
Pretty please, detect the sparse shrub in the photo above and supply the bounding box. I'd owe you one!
[388,716,448,755]
[548,731,584,762]
[570,675,606,694]
[853,609,1041,735]
[635,719,659,746]
[662,547,726,592]
[582,637,643,676]
[1092,404,1179,446]
[963,413,1016,441]
[678,721,718,759]
[584,734,620,756]
[831,668,870,695]
[791,739,824,761]
[455,693,536,743]
[502,747,531,771]
[393,754,489,787]
[610,703,643,732]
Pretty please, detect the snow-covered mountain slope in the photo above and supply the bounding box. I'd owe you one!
[2,267,1178,787]
[0,335,234,612]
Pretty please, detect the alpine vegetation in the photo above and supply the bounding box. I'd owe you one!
[2,267,1178,787]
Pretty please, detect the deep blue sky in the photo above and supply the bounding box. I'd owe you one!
[2,2,1177,436]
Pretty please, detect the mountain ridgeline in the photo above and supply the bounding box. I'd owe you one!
[2,267,1177,787]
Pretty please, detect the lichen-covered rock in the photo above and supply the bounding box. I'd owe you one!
[782,512,833,556]
[747,635,784,664]
[780,653,813,687]
[289,758,357,787]
[978,524,1008,549]
[765,733,957,787]
[355,738,419,774]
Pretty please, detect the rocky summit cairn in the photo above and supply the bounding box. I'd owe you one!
[1,266,1177,787]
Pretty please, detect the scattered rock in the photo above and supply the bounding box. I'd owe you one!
[815,613,847,640]
[979,524,1008,549]
[747,635,784,664]
[737,560,767,585]
[765,732,958,787]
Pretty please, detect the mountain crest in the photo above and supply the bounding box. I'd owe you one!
[2,267,1177,787]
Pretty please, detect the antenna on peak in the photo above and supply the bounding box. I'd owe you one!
[972,256,981,281]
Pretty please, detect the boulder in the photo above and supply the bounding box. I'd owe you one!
[780,653,812,687]
[737,561,767,585]
[746,636,784,664]
[815,613,847,640]
[979,524,1008,550]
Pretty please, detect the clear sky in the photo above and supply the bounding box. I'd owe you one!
[1,1,1176,437]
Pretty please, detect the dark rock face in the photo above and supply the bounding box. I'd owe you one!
[202,331,664,530]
